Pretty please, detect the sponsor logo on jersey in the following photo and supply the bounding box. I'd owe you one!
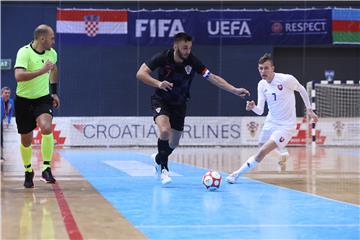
[279,137,285,142]
[155,107,161,113]
[277,84,283,90]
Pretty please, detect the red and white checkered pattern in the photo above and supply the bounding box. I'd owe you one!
[85,20,99,37]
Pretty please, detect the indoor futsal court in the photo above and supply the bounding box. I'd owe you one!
[1,145,359,239]
[1,1,360,240]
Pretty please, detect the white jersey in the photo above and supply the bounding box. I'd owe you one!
[253,73,311,128]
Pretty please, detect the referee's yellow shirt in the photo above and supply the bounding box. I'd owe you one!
[14,43,57,99]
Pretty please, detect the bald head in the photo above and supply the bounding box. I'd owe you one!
[33,24,53,40]
[32,24,55,51]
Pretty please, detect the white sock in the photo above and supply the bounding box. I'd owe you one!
[275,148,289,157]
[234,156,258,176]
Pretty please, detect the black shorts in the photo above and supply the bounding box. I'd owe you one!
[15,95,53,134]
[151,96,187,131]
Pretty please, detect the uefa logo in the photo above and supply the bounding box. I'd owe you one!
[271,22,283,33]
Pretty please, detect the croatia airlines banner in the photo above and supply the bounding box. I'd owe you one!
[56,9,128,44]
[4,117,360,146]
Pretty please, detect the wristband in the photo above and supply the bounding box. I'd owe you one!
[50,83,57,94]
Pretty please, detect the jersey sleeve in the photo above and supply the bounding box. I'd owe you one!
[191,54,210,79]
[145,52,165,71]
[284,74,301,91]
[14,47,29,70]
[49,48,57,64]
[252,82,266,115]
[285,74,312,109]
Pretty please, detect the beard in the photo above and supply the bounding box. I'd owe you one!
[176,49,189,61]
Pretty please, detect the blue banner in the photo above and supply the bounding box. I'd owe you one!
[127,9,332,45]
[266,9,332,45]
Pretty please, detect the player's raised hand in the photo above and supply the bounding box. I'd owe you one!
[307,109,318,123]
[158,81,173,92]
[246,100,256,111]
[234,88,250,97]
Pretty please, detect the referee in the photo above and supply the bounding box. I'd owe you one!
[14,24,60,188]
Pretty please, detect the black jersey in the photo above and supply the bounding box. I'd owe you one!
[146,49,208,105]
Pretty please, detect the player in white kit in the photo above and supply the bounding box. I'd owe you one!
[226,53,318,184]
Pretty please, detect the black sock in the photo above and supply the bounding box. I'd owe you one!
[157,139,174,171]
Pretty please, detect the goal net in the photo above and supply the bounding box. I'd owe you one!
[307,80,360,146]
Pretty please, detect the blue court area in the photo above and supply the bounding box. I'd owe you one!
[62,150,360,240]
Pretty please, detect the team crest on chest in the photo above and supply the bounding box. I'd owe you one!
[184,65,192,75]
[277,84,283,90]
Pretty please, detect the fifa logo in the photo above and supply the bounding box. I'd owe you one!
[247,121,259,137]
[333,121,344,137]
[135,19,185,37]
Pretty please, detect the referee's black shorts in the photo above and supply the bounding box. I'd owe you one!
[151,96,187,131]
[15,94,53,134]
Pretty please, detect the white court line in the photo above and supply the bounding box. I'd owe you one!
[243,177,360,208]
[103,160,182,177]
[137,224,360,229]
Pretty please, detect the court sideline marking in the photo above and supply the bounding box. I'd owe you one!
[52,182,83,240]
[138,224,360,228]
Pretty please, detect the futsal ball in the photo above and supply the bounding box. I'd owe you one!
[202,170,222,191]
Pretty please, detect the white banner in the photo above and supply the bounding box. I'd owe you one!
[69,117,245,146]
[3,117,360,147]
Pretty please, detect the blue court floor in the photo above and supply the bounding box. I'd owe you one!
[61,150,360,240]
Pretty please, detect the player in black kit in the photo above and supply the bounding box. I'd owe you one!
[136,32,249,185]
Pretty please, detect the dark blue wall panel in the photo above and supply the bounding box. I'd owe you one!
[14,3,352,117]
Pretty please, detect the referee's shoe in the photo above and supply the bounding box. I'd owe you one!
[40,167,56,184]
[24,171,34,188]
